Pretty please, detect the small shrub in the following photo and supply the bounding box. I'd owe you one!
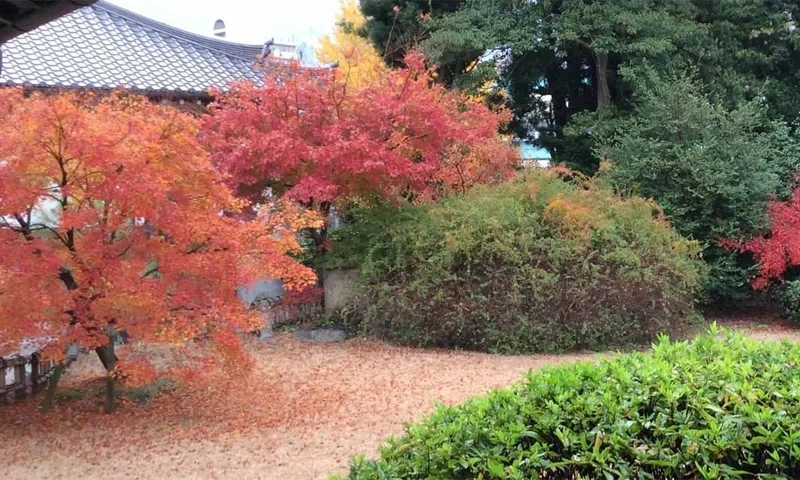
[53,387,87,404]
[121,378,176,404]
[341,328,800,479]
[343,169,705,353]
[313,314,346,329]
[725,186,800,322]
[778,279,800,323]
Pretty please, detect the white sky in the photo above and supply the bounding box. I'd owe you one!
[106,0,340,46]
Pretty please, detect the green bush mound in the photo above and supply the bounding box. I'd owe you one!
[342,329,800,479]
[341,170,705,353]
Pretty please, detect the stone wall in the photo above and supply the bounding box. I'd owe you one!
[237,269,357,333]
[237,278,285,308]
[323,269,358,315]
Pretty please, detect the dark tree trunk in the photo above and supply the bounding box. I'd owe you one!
[595,52,611,112]
[309,227,328,261]
[58,267,79,290]
[308,200,332,287]
[95,344,118,371]
[103,332,116,414]
[543,61,569,139]
[41,363,64,411]
[59,267,120,412]
[309,226,328,288]
[550,93,569,136]
[30,355,40,393]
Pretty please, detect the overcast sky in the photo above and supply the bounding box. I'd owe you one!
[107,0,340,46]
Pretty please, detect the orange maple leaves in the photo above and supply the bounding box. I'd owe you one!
[0,89,316,375]
[0,52,518,412]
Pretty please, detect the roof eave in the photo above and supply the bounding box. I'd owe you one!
[3,82,216,102]
[0,0,97,44]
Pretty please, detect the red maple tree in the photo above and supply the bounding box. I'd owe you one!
[0,89,318,411]
[726,187,800,289]
[202,54,518,253]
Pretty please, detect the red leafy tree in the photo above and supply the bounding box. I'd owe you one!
[202,54,519,256]
[725,187,800,289]
[0,89,318,412]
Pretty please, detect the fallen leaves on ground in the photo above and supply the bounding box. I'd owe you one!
[2,320,798,480]
[0,334,597,480]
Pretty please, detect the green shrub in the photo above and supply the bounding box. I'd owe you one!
[597,73,800,302]
[343,170,705,353]
[53,387,87,404]
[121,378,176,404]
[778,279,800,324]
[49,377,176,406]
[341,328,800,479]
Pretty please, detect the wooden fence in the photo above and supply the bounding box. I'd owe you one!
[1,353,58,405]
[251,292,324,328]
[0,300,322,405]
[264,300,324,327]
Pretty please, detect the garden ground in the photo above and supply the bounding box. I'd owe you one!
[1,315,797,480]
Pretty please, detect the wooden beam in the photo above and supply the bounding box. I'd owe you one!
[14,0,43,11]
[0,0,97,44]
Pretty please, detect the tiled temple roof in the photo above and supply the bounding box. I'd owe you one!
[0,1,269,97]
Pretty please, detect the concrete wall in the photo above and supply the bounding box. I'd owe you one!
[237,278,285,308]
[238,268,357,325]
[323,269,358,315]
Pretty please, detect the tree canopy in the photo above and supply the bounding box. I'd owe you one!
[359,0,800,170]
[0,89,318,411]
[356,0,800,301]
[359,0,464,67]
[203,55,519,258]
[317,0,389,89]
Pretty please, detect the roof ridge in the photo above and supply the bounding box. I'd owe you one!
[93,0,266,61]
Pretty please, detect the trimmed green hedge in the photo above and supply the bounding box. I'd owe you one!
[340,328,800,479]
[341,170,705,353]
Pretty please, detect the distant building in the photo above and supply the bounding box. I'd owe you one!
[519,141,552,168]
[265,39,317,66]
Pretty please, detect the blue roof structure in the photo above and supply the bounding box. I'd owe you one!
[519,141,552,160]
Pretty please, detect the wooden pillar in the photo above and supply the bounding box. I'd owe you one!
[42,363,64,411]
[30,354,40,393]
[11,362,22,403]
[1,362,7,405]
[104,335,116,413]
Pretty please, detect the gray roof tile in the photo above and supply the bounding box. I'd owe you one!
[0,0,267,96]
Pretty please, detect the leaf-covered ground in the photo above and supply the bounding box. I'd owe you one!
[1,317,798,480]
[0,333,599,479]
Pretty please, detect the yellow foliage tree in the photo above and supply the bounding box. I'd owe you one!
[317,0,387,88]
